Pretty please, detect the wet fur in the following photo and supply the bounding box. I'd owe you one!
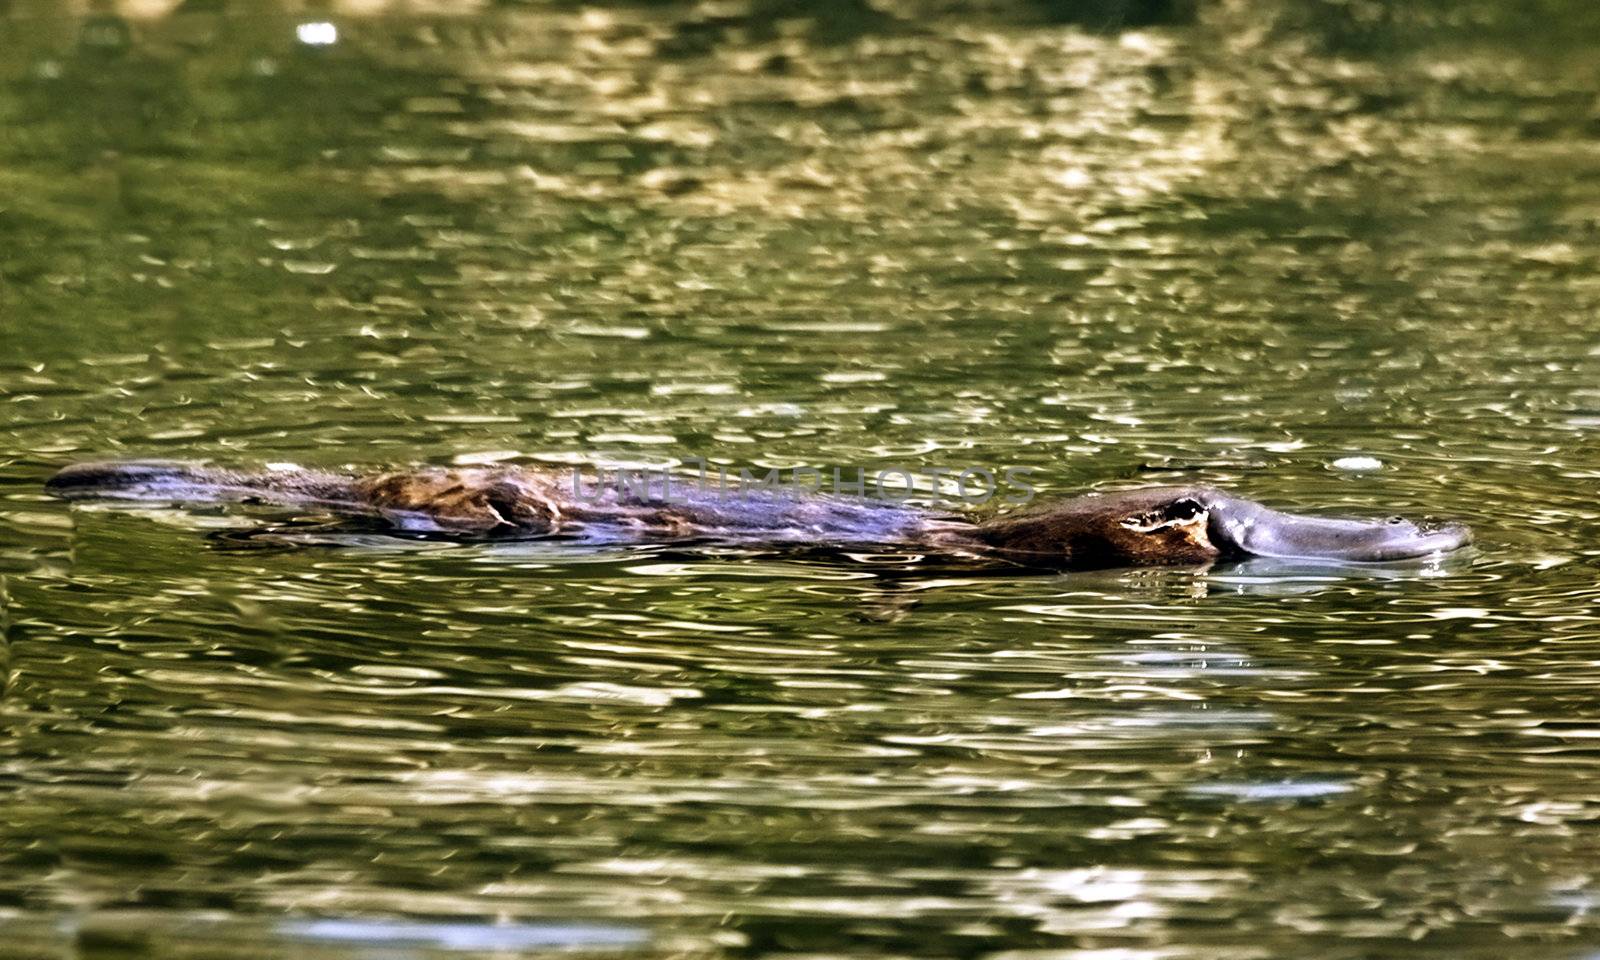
[971,487,1219,566]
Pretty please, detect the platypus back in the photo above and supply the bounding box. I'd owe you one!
[43,459,926,540]
[45,460,569,534]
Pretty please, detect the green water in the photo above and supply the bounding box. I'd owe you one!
[4,2,1600,958]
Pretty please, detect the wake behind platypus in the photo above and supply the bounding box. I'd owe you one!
[45,460,1473,571]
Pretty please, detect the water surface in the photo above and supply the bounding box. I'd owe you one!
[4,2,1600,957]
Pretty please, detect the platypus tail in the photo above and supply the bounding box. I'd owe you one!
[45,460,363,509]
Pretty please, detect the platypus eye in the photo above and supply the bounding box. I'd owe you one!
[1165,498,1204,521]
[1121,498,1207,532]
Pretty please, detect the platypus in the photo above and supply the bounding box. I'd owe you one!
[44,460,1472,570]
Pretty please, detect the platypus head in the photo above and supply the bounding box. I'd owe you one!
[975,486,1471,569]
[974,486,1221,568]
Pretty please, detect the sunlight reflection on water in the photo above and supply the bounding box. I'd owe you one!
[5,0,1600,957]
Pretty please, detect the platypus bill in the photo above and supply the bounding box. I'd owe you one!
[44,461,1472,571]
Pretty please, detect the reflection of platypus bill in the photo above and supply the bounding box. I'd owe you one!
[45,461,1472,570]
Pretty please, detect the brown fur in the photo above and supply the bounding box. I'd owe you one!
[349,472,1224,566]
[967,487,1219,567]
[353,468,569,533]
